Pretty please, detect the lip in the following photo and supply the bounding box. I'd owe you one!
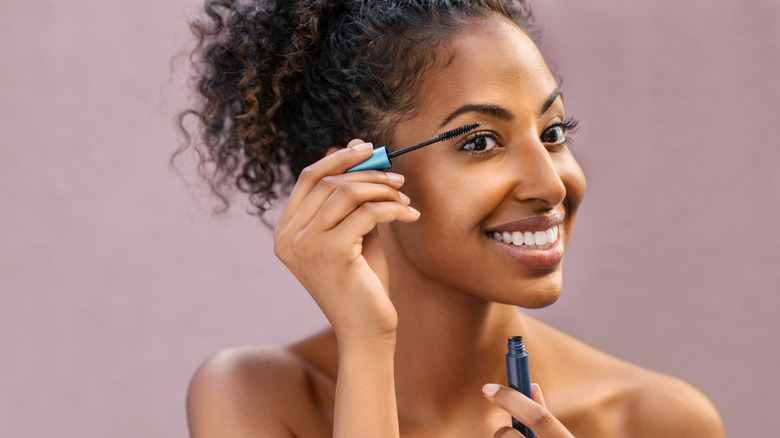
[484,212,566,270]
[489,234,565,269]
[484,211,565,234]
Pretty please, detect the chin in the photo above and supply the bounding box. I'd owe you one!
[521,289,561,309]
[497,275,563,309]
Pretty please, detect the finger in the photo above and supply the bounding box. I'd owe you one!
[326,200,420,250]
[278,142,375,228]
[289,201,417,269]
[323,139,368,158]
[308,182,411,232]
[346,138,367,147]
[279,171,406,239]
[531,383,546,408]
[483,384,574,438]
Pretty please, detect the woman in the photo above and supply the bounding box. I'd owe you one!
[182,0,724,436]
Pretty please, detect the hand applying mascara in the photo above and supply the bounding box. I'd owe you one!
[346,122,481,172]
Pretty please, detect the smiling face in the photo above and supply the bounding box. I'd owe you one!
[379,14,586,308]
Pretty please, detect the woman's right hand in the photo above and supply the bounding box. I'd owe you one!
[273,140,421,342]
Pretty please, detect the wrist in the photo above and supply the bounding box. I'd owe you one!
[336,331,397,356]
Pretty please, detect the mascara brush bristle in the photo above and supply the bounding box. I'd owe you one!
[438,122,481,140]
[385,122,483,159]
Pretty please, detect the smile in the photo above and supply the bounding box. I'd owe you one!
[488,226,559,250]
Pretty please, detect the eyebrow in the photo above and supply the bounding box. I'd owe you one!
[437,87,563,129]
[540,88,563,117]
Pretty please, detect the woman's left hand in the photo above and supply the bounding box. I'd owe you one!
[482,383,575,437]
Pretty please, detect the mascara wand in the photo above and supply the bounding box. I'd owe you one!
[346,122,481,173]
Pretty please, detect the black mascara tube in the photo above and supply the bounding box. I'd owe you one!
[506,336,535,438]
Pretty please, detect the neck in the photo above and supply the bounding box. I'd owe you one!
[388,259,529,426]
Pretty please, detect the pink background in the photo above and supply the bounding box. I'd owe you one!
[1,0,777,436]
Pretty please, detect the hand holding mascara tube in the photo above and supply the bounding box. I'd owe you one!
[484,350,575,438]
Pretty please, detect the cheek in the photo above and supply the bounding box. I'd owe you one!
[404,166,501,233]
[401,179,468,244]
[388,170,481,263]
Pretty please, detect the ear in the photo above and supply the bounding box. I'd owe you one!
[325,139,369,157]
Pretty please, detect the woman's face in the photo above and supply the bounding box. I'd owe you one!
[380,14,586,308]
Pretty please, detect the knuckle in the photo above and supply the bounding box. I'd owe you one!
[332,181,356,198]
[290,234,311,257]
[272,240,287,261]
[273,231,298,262]
[357,201,380,216]
[319,175,339,191]
[528,405,556,428]
[298,164,317,182]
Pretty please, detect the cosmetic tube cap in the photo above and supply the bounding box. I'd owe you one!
[346,146,392,172]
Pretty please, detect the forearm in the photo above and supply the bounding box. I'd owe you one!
[333,335,399,438]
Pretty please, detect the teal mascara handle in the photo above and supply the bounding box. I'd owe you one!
[346,146,392,172]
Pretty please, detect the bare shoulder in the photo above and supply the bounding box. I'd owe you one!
[186,346,302,437]
[186,337,336,438]
[623,369,724,438]
[525,316,724,438]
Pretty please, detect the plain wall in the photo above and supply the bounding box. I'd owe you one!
[1,0,778,436]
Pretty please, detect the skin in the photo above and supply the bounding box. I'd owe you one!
[186,15,724,438]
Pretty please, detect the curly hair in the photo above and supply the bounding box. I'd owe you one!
[177,0,538,216]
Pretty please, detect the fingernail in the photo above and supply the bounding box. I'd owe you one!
[398,191,411,203]
[408,206,421,216]
[353,142,373,152]
[482,383,500,397]
[387,172,405,184]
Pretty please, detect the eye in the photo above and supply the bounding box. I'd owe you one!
[461,134,498,153]
[541,125,566,145]
[541,116,579,146]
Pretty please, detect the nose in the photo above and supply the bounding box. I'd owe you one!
[509,139,567,208]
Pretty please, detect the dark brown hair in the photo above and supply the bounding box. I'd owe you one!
[177,0,537,215]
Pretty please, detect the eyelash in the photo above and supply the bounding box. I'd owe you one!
[457,115,581,155]
[555,116,580,146]
[458,130,501,155]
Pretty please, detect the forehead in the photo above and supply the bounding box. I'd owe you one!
[412,14,558,127]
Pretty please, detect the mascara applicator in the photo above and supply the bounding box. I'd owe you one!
[346,122,481,172]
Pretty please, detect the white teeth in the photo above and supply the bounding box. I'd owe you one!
[489,226,559,249]
[512,231,523,245]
